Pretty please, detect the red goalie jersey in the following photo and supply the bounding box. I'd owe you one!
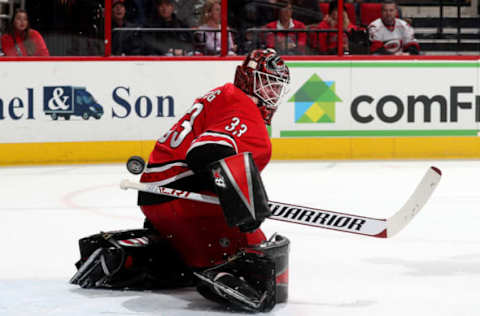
[139,82,271,193]
[138,83,271,268]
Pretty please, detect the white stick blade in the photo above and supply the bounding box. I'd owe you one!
[386,166,442,237]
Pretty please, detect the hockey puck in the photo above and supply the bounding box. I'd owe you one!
[126,156,146,175]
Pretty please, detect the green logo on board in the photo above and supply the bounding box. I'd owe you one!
[289,74,342,123]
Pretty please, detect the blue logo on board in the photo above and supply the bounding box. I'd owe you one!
[43,86,104,120]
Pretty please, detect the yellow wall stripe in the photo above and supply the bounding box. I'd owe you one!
[1,137,480,166]
[271,137,480,160]
[0,141,155,166]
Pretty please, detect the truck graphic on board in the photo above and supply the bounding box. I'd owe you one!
[43,86,104,120]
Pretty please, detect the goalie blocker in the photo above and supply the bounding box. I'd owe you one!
[209,152,271,233]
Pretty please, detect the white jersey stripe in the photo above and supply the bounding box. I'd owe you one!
[191,131,238,152]
[202,131,236,143]
[143,162,189,174]
[141,170,195,187]
[187,140,238,155]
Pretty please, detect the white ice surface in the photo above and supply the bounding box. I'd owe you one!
[1,160,479,315]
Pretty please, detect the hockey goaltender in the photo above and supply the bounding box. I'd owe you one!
[70,49,291,313]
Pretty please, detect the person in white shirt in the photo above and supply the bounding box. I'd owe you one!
[195,0,236,55]
[368,0,420,55]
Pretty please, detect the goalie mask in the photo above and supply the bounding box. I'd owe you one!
[234,49,290,125]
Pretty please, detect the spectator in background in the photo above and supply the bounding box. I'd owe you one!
[196,0,236,55]
[111,0,143,55]
[176,0,204,29]
[309,1,358,55]
[264,0,307,55]
[1,9,49,56]
[144,0,192,56]
[368,0,419,55]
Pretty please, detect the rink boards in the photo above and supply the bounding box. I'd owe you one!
[1,59,479,164]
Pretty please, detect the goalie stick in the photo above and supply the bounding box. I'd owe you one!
[120,166,441,238]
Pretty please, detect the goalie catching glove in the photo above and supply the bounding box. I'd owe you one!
[209,152,271,232]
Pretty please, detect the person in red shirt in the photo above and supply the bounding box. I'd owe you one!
[1,9,49,56]
[70,49,291,312]
[264,0,307,55]
[309,1,358,54]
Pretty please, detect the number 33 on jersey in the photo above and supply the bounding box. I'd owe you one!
[151,83,272,180]
[225,117,247,137]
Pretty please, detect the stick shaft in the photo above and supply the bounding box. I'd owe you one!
[120,166,441,238]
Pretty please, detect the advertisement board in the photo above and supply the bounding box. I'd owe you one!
[277,61,480,137]
[0,61,237,143]
[1,60,479,164]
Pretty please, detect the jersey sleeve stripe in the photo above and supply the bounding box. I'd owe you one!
[187,140,238,156]
[188,131,238,154]
[146,160,188,169]
[203,130,236,143]
[143,161,189,174]
[142,170,195,187]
